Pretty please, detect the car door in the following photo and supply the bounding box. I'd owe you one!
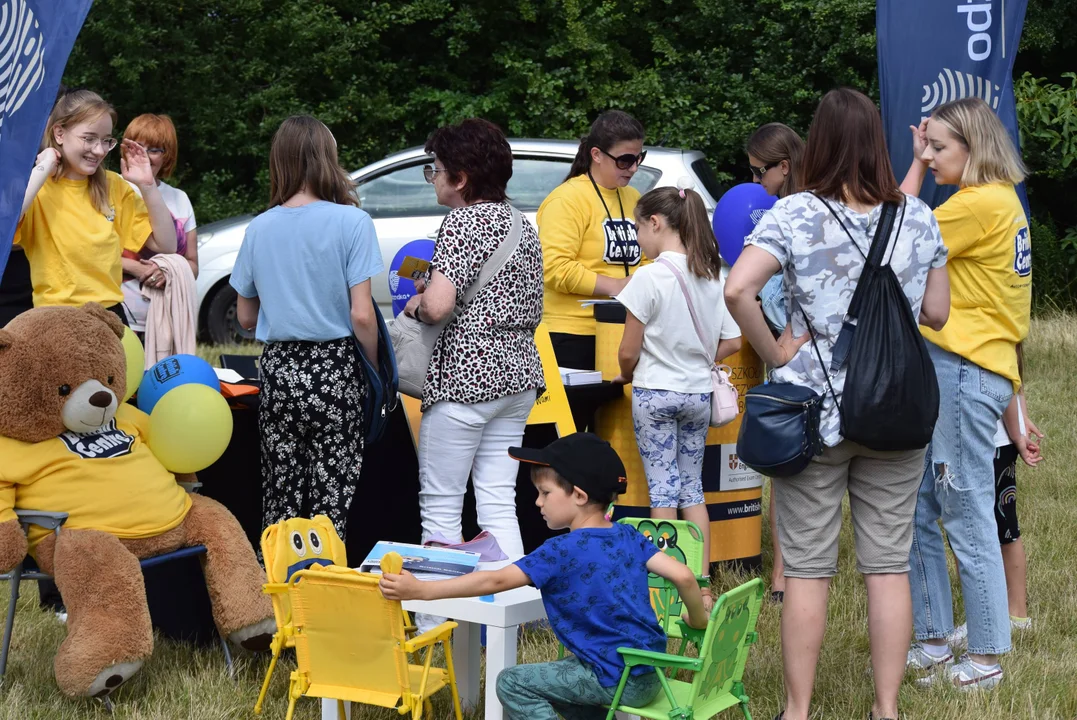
[355,162,446,315]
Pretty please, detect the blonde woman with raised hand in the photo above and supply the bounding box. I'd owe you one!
[900,97,1032,690]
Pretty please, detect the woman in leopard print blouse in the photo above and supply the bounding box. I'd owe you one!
[403,118,544,559]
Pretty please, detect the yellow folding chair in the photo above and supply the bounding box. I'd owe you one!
[284,553,463,720]
[255,515,348,714]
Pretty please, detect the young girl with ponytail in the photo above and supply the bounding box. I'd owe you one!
[614,186,743,595]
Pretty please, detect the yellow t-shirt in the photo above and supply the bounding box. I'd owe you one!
[921,183,1031,389]
[536,174,648,335]
[0,404,191,554]
[14,171,151,308]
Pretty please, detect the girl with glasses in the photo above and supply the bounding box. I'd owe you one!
[15,90,178,327]
[745,122,804,605]
[537,110,648,430]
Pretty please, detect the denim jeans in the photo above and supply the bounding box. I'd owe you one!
[909,341,1013,655]
[496,656,660,720]
[759,273,788,333]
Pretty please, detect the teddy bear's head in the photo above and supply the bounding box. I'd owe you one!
[0,303,127,443]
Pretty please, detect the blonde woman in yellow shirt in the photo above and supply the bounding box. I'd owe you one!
[16,90,177,326]
[900,97,1031,690]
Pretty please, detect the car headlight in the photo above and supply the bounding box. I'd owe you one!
[197,231,214,249]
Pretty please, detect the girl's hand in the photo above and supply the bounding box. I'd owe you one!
[611,373,632,385]
[771,323,809,367]
[120,139,155,187]
[379,570,424,601]
[413,277,428,294]
[35,148,61,172]
[138,260,166,290]
[909,119,929,163]
[1018,414,1045,468]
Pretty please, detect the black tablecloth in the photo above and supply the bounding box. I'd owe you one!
[199,395,569,562]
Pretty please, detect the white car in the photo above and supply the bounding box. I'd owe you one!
[195,139,724,344]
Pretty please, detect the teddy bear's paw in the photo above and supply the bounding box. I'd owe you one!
[228,618,276,652]
[87,660,143,698]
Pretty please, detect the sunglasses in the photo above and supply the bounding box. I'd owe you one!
[749,162,775,179]
[422,165,445,183]
[600,148,647,170]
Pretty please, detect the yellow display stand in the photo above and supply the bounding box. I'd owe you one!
[594,306,764,569]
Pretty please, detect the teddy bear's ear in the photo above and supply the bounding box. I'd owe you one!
[0,328,13,351]
[81,302,125,340]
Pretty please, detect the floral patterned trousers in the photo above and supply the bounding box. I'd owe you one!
[259,338,366,541]
[631,387,711,509]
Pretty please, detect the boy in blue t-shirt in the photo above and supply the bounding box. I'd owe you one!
[380,433,708,719]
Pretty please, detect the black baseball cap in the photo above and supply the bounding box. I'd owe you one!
[509,433,628,500]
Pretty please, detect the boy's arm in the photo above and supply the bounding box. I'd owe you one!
[380,564,531,602]
[646,552,708,629]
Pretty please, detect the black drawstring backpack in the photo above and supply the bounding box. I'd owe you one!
[816,197,939,452]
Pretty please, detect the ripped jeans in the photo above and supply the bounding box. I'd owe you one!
[909,341,1013,655]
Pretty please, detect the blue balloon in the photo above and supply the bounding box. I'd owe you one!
[388,239,437,317]
[712,183,777,266]
[138,354,221,414]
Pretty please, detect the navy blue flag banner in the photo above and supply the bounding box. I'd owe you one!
[878,0,1029,212]
[0,0,93,278]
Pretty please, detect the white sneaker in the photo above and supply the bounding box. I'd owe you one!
[906,642,954,671]
[950,618,1031,651]
[948,623,968,651]
[917,655,1003,690]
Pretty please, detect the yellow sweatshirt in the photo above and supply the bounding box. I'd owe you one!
[537,174,648,335]
[0,404,191,555]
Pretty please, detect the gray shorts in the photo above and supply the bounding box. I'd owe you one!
[772,440,927,578]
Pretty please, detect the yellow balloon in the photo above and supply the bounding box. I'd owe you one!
[121,327,145,402]
[149,384,233,473]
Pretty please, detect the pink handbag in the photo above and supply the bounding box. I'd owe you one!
[655,258,740,428]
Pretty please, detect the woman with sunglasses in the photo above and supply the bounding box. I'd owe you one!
[16,90,177,326]
[745,122,804,605]
[537,111,648,421]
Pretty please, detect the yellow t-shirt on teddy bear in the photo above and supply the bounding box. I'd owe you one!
[0,404,192,554]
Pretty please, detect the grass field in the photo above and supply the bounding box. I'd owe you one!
[2,316,1074,719]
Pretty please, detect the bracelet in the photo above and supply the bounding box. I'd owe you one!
[414,304,423,324]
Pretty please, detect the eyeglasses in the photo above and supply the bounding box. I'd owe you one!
[600,148,647,170]
[77,135,118,152]
[749,162,775,179]
[422,165,445,183]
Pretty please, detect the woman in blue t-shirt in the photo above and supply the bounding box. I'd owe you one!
[231,115,384,541]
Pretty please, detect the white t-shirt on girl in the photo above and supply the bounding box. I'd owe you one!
[617,250,740,394]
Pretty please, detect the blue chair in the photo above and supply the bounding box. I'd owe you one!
[1,499,235,698]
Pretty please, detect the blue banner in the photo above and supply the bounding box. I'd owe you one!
[878,0,1028,211]
[0,0,94,278]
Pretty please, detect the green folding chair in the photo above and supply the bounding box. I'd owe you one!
[604,577,764,720]
[618,518,708,651]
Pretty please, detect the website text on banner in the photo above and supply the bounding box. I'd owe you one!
[0,0,95,277]
[877,0,1028,214]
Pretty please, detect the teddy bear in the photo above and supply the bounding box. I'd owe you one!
[0,303,274,698]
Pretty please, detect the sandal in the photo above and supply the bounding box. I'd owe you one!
[868,713,896,720]
[770,590,785,604]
